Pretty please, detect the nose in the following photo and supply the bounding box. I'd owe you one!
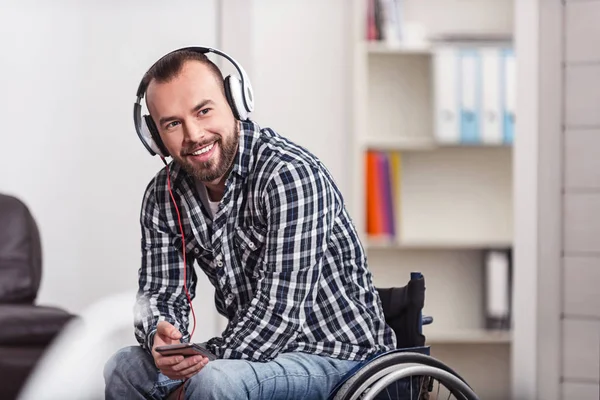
[182,119,205,144]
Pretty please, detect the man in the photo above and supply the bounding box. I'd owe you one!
[104,48,396,399]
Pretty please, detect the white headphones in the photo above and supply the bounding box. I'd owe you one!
[133,46,255,157]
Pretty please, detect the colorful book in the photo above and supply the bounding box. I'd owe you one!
[389,151,402,239]
[365,151,384,235]
[379,152,394,237]
[365,150,402,239]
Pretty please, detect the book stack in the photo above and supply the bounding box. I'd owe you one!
[365,0,404,44]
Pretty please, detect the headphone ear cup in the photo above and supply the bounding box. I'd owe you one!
[143,115,170,157]
[224,75,248,121]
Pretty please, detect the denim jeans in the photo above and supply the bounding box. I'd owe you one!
[103,346,361,400]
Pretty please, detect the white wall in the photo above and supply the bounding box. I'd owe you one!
[0,0,221,343]
[248,0,353,206]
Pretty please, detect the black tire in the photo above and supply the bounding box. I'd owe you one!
[331,351,476,400]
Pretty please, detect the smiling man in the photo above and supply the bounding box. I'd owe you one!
[103,48,395,400]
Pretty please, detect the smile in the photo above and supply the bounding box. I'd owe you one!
[191,142,215,156]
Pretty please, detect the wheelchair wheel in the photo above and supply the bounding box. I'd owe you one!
[332,352,478,400]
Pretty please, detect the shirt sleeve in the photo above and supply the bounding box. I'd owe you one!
[134,179,196,352]
[207,161,338,361]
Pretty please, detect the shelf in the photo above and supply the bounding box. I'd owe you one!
[362,36,513,56]
[363,136,513,152]
[425,329,512,345]
[362,136,437,151]
[366,236,512,250]
[362,40,432,55]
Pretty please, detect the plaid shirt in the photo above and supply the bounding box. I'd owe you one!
[134,120,396,362]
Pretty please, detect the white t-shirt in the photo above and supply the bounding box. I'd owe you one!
[195,180,219,219]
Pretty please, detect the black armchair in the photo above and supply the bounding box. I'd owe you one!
[0,193,75,400]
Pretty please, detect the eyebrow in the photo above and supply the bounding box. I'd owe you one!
[158,99,215,126]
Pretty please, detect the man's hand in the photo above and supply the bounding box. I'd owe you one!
[151,321,209,380]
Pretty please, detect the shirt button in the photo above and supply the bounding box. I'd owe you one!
[216,260,224,268]
[193,248,200,255]
[227,294,234,301]
[248,242,256,249]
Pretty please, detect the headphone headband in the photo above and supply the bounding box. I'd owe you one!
[134,46,254,112]
[133,46,254,157]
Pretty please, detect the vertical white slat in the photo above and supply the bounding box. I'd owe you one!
[565,129,600,189]
[565,65,600,127]
[562,319,600,382]
[564,256,600,318]
[565,1,600,63]
[562,382,600,400]
[564,194,600,253]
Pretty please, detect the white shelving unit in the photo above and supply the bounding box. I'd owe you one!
[350,1,514,398]
[427,329,512,345]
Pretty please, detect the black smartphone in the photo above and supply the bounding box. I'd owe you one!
[155,343,217,361]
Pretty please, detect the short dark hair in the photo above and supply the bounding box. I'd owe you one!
[141,49,225,96]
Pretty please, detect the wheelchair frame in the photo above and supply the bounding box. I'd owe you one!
[328,272,480,400]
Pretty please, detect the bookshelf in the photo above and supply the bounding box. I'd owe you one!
[351,0,514,398]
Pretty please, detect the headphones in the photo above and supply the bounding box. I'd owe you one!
[133,46,255,158]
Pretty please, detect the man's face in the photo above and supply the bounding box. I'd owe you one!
[146,61,239,184]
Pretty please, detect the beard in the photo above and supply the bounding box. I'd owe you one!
[175,121,240,183]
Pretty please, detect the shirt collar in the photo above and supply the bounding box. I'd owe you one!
[231,119,261,179]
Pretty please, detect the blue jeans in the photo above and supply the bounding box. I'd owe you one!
[104,346,361,399]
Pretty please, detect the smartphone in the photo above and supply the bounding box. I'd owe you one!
[155,343,217,361]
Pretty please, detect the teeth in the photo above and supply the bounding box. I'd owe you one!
[192,143,214,156]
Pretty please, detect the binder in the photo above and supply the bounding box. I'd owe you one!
[458,48,481,144]
[484,250,511,330]
[433,46,460,144]
[480,48,503,144]
[501,48,516,144]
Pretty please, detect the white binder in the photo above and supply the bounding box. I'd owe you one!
[485,250,510,328]
[480,47,503,144]
[433,46,460,144]
[458,48,480,144]
[502,48,516,144]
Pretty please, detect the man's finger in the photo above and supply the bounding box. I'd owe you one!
[157,321,182,340]
[155,355,184,368]
[165,326,182,340]
[171,356,204,373]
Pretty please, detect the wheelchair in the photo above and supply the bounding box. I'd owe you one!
[328,272,479,400]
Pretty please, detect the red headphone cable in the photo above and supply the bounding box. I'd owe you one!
[161,157,197,341]
[162,158,198,399]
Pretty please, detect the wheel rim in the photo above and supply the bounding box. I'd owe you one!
[359,365,479,400]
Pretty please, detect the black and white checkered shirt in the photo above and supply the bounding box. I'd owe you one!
[134,120,396,362]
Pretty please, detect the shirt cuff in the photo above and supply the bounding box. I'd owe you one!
[146,328,158,352]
